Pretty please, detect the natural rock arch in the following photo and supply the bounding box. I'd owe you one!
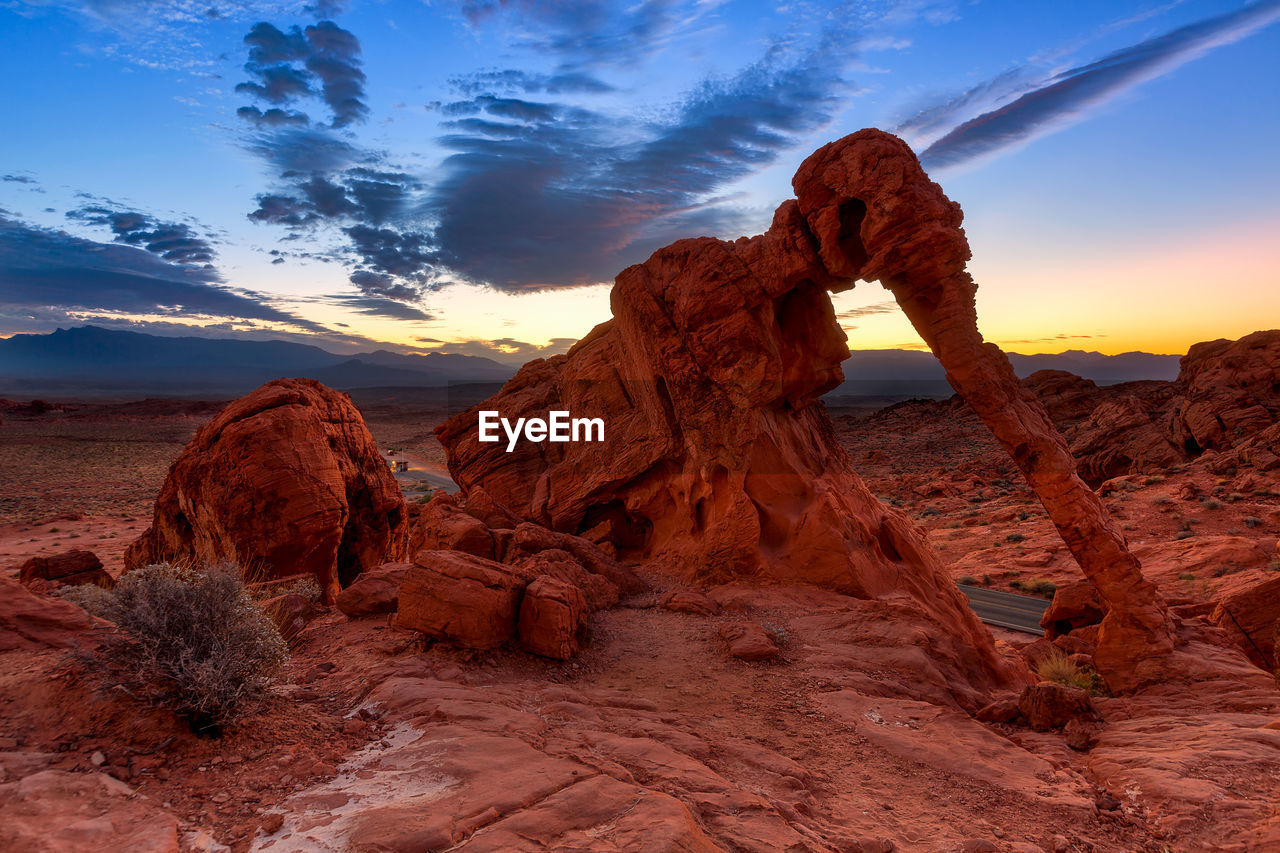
[438,129,1173,692]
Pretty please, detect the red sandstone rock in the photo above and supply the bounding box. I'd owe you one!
[503,523,644,595]
[975,696,1021,724]
[1172,330,1280,453]
[510,548,619,611]
[1211,574,1280,670]
[1017,682,1098,732]
[518,576,588,660]
[335,561,411,617]
[1069,396,1183,485]
[407,492,497,560]
[124,379,407,602]
[660,590,721,616]
[1023,370,1100,422]
[0,770,179,852]
[1041,581,1107,639]
[720,622,780,662]
[19,549,112,589]
[395,550,529,649]
[0,576,104,652]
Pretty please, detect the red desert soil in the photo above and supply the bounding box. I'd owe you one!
[2,383,1278,852]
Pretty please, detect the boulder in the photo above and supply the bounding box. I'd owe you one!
[510,549,619,611]
[406,492,496,560]
[1041,581,1106,639]
[0,576,104,652]
[1017,682,1098,732]
[975,696,1021,724]
[504,523,645,595]
[720,622,780,662]
[518,576,588,660]
[395,551,529,649]
[1211,574,1280,670]
[18,549,112,589]
[660,590,720,616]
[1171,330,1280,453]
[335,562,411,617]
[125,379,406,602]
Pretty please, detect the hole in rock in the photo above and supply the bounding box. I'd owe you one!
[837,198,870,272]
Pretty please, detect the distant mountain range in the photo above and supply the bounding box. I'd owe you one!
[0,326,512,395]
[0,326,1182,398]
[832,348,1181,399]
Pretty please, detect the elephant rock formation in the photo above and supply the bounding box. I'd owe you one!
[438,129,1175,693]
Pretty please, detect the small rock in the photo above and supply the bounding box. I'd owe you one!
[1017,682,1099,732]
[260,812,284,834]
[719,622,780,662]
[975,696,1020,724]
[89,751,106,767]
[660,590,720,616]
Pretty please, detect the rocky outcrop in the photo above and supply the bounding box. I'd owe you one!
[0,770,179,852]
[335,562,411,617]
[1211,575,1280,671]
[1172,330,1280,454]
[396,551,529,649]
[125,379,407,602]
[0,576,104,652]
[19,549,112,589]
[437,128,1171,693]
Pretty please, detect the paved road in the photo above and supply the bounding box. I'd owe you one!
[959,584,1050,635]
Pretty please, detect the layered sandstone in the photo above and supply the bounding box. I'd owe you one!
[125,378,407,601]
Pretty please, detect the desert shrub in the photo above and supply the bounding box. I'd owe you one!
[1177,572,1197,581]
[1175,530,1195,540]
[1151,495,1173,507]
[1268,560,1280,573]
[761,621,790,646]
[1022,579,1057,597]
[1143,475,1165,486]
[980,574,993,586]
[957,575,978,586]
[1035,649,1104,694]
[1009,579,1024,591]
[1202,499,1223,510]
[1243,516,1263,529]
[57,582,116,613]
[1005,532,1025,543]
[72,562,287,736]
[1212,565,1241,578]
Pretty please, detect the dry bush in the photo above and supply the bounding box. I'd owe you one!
[69,561,287,735]
[1035,649,1102,694]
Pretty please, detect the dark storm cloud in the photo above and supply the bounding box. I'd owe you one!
[67,204,216,265]
[344,226,436,278]
[236,105,310,127]
[236,19,367,127]
[919,0,1280,169]
[0,214,322,330]
[428,33,851,290]
[248,168,417,227]
[325,293,436,321]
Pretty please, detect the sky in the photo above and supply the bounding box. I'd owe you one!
[1,0,1277,363]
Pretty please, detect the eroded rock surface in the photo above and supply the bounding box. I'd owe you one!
[438,129,1171,693]
[125,378,407,601]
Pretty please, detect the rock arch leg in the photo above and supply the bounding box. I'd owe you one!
[794,129,1175,692]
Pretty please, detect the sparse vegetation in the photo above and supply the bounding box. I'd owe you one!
[1178,573,1197,581]
[1175,530,1196,540]
[957,575,978,586]
[1012,578,1057,597]
[1143,475,1165,486]
[1005,532,1025,543]
[1212,565,1241,578]
[1202,499,1223,510]
[761,621,790,647]
[1243,516,1263,529]
[1035,649,1099,693]
[66,562,287,736]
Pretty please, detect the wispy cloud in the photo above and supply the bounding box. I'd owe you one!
[915,0,1280,169]
[0,213,323,331]
[66,204,216,265]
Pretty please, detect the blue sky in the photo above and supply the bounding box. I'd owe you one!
[1,0,1277,361]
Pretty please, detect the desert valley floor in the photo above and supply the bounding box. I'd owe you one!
[2,353,1279,853]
